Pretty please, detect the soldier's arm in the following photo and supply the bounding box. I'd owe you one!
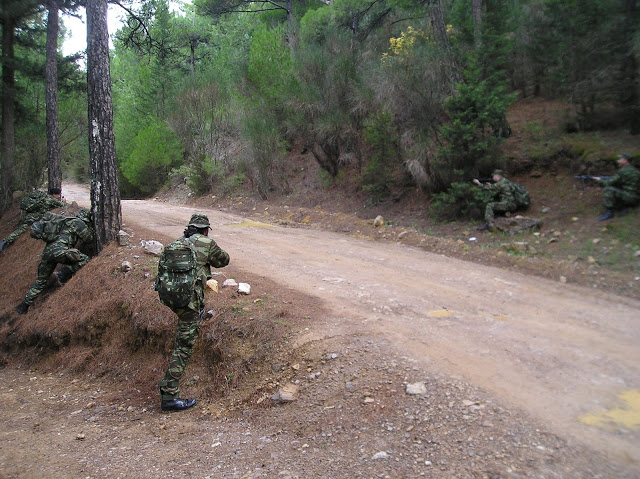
[50,197,65,209]
[75,219,95,245]
[208,241,230,269]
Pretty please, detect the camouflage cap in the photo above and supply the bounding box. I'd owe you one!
[76,208,92,223]
[492,169,505,177]
[617,153,631,160]
[188,213,211,229]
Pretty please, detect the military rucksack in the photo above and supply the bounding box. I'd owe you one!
[510,180,530,210]
[30,212,69,242]
[20,191,46,213]
[155,238,198,309]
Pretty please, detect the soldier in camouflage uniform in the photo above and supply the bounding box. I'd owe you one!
[0,188,65,252]
[159,213,229,412]
[473,170,519,231]
[594,153,640,221]
[16,209,95,314]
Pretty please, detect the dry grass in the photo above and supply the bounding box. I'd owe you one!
[0,214,319,403]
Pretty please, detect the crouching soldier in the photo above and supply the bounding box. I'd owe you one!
[156,213,229,412]
[0,188,65,252]
[593,153,640,221]
[16,209,94,314]
[473,169,530,231]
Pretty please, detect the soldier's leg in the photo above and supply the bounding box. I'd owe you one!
[484,202,496,222]
[23,260,57,306]
[58,248,90,273]
[603,187,624,211]
[159,307,200,401]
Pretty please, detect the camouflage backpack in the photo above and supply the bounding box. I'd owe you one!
[510,180,530,210]
[30,212,69,242]
[20,191,46,213]
[155,238,198,309]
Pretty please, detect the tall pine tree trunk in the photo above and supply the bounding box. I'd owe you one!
[46,0,62,193]
[427,0,462,84]
[621,0,639,134]
[86,0,121,252]
[1,13,16,214]
[471,0,482,48]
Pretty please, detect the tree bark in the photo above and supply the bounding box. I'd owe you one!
[621,0,639,134]
[46,0,62,193]
[471,0,482,48]
[426,0,462,84]
[86,0,121,252]
[1,12,16,214]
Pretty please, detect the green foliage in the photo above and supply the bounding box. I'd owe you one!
[361,111,399,204]
[436,57,516,185]
[120,121,184,196]
[241,101,287,198]
[248,24,296,109]
[430,181,496,221]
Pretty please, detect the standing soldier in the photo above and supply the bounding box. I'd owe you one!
[593,153,640,221]
[157,213,229,412]
[0,188,65,252]
[473,170,529,231]
[16,209,95,314]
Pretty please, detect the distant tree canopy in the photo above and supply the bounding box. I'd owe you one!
[2,0,638,206]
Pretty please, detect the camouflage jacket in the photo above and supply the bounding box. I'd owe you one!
[603,164,640,197]
[42,217,95,256]
[185,233,230,310]
[482,177,516,205]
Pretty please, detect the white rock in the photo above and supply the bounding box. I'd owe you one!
[120,261,132,272]
[372,451,389,460]
[142,240,163,256]
[373,215,384,227]
[405,382,427,395]
[117,230,130,246]
[272,384,299,403]
[222,279,238,288]
[238,282,251,295]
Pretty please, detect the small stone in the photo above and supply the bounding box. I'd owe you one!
[373,215,384,227]
[560,276,567,284]
[76,434,86,440]
[372,451,388,460]
[120,261,132,272]
[405,382,427,395]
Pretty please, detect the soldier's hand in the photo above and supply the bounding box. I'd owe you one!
[472,179,481,186]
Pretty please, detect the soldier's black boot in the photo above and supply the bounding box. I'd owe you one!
[598,210,614,221]
[161,398,197,412]
[16,302,29,314]
[476,222,490,231]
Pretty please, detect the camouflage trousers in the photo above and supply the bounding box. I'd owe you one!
[23,246,90,306]
[603,187,639,211]
[159,306,201,401]
[485,200,517,222]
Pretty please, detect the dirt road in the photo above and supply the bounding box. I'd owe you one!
[59,184,640,468]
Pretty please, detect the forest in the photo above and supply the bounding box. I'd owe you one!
[0,0,638,221]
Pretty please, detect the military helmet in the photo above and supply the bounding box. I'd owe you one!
[76,208,92,223]
[188,213,211,229]
[617,153,631,160]
[492,169,505,177]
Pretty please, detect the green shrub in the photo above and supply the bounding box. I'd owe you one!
[121,121,184,196]
[430,181,497,221]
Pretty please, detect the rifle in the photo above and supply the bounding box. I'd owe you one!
[475,177,495,184]
[574,175,612,189]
